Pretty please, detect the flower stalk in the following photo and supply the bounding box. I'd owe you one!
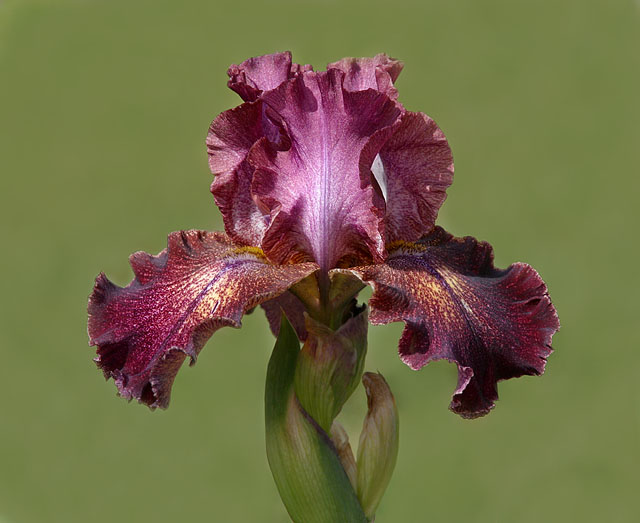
[266,272,399,522]
[265,315,368,522]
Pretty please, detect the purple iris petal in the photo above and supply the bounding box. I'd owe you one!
[91,52,557,419]
[338,226,559,418]
[208,52,455,268]
[327,54,404,98]
[88,231,317,408]
[207,102,269,246]
[249,68,403,269]
[227,51,312,102]
[374,111,454,244]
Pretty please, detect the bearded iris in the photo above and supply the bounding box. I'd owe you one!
[88,52,559,519]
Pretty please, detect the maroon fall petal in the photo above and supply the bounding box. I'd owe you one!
[227,51,312,102]
[328,54,404,99]
[374,111,454,244]
[88,231,317,408]
[250,68,404,269]
[339,227,559,418]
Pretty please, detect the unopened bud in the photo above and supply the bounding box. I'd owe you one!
[330,421,358,491]
[294,306,368,432]
[356,372,399,521]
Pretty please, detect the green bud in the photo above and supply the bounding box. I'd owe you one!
[294,306,368,432]
[356,372,399,522]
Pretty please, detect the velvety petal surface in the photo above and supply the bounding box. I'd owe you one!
[250,69,403,269]
[339,227,559,418]
[373,111,454,243]
[327,54,403,98]
[227,51,312,102]
[88,231,317,408]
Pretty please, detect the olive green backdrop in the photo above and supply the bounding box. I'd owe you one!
[1,0,638,522]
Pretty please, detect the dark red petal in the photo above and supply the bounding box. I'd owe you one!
[374,111,454,244]
[227,51,312,102]
[88,231,317,408]
[340,227,559,419]
[250,68,403,269]
[328,54,403,98]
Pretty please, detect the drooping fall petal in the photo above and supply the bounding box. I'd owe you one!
[339,226,559,419]
[227,51,312,103]
[373,111,454,244]
[88,231,317,408]
[250,68,403,269]
[327,54,403,99]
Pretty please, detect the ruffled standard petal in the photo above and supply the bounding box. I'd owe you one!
[250,68,403,270]
[208,98,294,246]
[328,54,404,98]
[88,231,317,408]
[207,102,268,246]
[339,227,559,419]
[227,51,312,102]
[373,111,454,244]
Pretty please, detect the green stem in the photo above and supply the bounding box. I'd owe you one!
[265,316,367,523]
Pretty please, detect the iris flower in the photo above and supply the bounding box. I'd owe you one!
[88,51,559,419]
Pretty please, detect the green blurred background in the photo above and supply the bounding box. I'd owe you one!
[1,0,638,521]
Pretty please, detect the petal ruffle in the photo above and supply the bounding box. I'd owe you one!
[339,227,559,419]
[327,54,403,98]
[88,231,317,408]
[207,102,269,246]
[250,68,403,270]
[374,111,454,244]
[227,51,312,102]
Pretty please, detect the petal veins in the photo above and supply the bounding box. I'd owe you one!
[88,231,317,408]
[338,227,559,418]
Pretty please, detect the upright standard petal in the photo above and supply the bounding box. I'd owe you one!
[373,111,453,244]
[340,227,559,419]
[328,54,404,98]
[227,51,312,102]
[207,102,268,246]
[88,231,317,408]
[250,69,403,270]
